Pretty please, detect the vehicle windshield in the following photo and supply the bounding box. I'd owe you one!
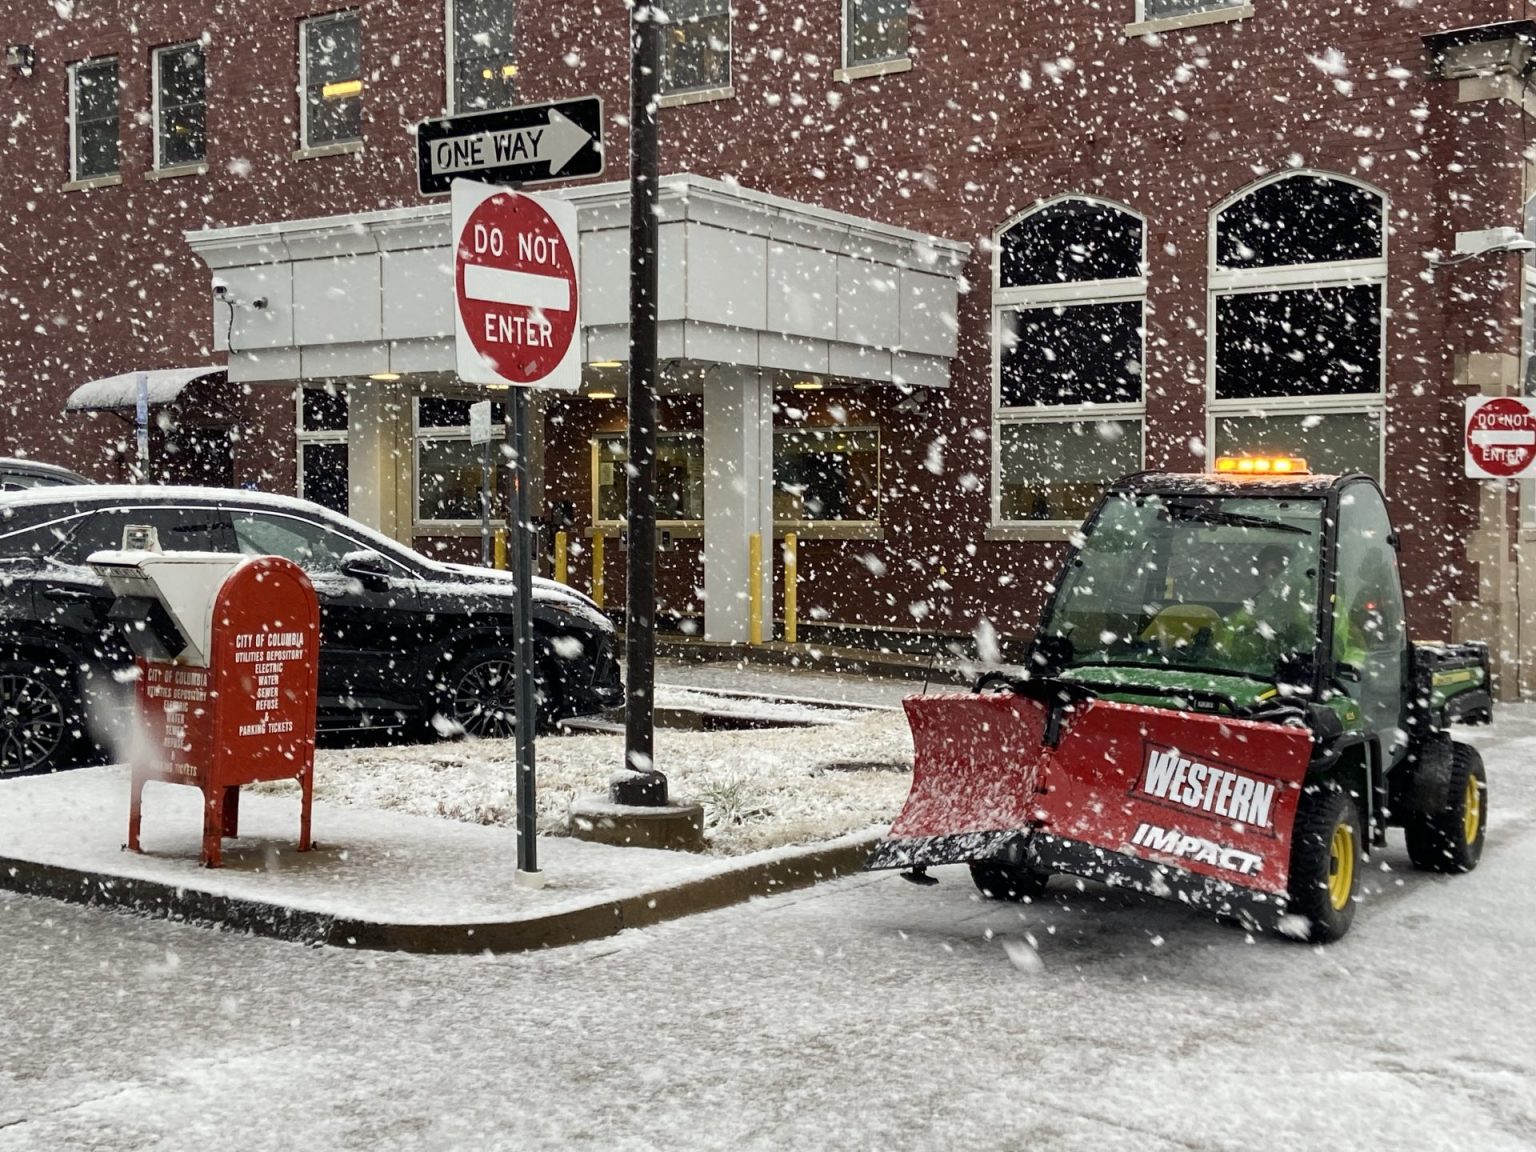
[1043,491,1324,681]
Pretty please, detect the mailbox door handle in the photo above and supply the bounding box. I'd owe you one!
[44,587,98,603]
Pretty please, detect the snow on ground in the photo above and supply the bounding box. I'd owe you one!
[655,656,925,709]
[4,710,1535,1150]
[267,705,915,856]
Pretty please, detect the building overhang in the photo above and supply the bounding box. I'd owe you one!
[184,174,972,391]
[65,366,227,412]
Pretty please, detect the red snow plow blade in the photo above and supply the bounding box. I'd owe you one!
[869,690,1313,905]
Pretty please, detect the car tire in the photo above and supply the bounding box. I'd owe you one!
[970,859,1051,902]
[438,647,523,740]
[1405,742,1486,874]
[1285,783,1363,943]
[0,657,82,776]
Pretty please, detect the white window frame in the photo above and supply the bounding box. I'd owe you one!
[67,57,119,183]
[658,0,733,103]
[990,195,1148,533]
[1206,170,1388,484]
[298,10,363,152]
[839,0,911,79]
[151,40,206,173]
[296,386,349,512]
[444,0,517,115]
[1130,0,1253,32]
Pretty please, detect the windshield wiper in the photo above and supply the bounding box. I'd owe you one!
[1161,502,1310,535]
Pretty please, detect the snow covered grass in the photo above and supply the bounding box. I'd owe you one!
[256,707,914,856]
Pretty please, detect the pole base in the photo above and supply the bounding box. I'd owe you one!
[569,796,706,852]
[610,770,669,807]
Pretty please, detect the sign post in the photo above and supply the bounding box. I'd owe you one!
[1465,396,1536,479]
[470,399,494,566]
[452,179,582,884]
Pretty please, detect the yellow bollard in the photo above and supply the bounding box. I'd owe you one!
[591,532,605,609]
[554,530,569,585]
[784,533,798,645]
[748,531,763,646]
[493,528,508,571]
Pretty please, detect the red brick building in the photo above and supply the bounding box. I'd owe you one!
[2,2,1534,690]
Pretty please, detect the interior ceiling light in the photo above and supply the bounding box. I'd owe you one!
[322,78,364,101]
[589,360,623,369]
[587,389,618,401]
[368,371,401,381]
[793,378,824,391]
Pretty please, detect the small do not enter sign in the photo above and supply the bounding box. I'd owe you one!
[452,180,581,391]
[1465,396,1536,479]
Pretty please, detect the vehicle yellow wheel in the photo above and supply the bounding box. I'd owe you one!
[1462,773,1481,846]
[1328,822,1356,912]
[1286,784,1362,942]
[1406,742,1486,874]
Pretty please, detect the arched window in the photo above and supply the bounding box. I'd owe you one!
[992,197,1146,527]
[1209,172,1387,479]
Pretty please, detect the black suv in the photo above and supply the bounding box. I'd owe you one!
[0,486,622,774]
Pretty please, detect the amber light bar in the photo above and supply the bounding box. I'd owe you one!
[1213,455,1309,475]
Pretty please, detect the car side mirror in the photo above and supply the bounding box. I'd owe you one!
[341,549,391,584]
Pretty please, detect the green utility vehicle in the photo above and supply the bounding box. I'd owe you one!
[869,460,1493,941]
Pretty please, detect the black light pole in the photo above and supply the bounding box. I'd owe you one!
[615,0,666,806]
[508,387,540,874]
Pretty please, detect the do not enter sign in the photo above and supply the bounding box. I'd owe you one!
[1466,396,1536,479]
[452,180,581,390]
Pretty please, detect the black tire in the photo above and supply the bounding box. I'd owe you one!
[0,658,82,776]
[970,859,1051,902]
[1285,784,1363,943]
[1405,743,1486,874]
[439,648,521,740]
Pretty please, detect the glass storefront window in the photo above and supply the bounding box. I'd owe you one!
[998,419,1143,524]
[774,428,879,521]
[594,433,704,522]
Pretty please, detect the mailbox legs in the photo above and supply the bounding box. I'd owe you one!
[127,770,145,853]
[299,768,313,853]
[202,790,225,868]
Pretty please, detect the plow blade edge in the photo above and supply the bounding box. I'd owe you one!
[870,693,1313,897]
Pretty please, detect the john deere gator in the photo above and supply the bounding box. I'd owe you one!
[868,458,1492,942]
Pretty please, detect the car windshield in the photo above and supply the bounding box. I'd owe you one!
[1042,491,1324,681]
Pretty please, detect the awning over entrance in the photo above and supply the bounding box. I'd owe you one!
[65,367,227,412]
[183,174,971,389]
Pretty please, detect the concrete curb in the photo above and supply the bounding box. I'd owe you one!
[0,831,883,955]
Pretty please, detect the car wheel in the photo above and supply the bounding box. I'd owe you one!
[970,859,1051,902]
[1285,784,1362,943]
[0,658,79,776]
[1405,742,1486,874]
[442,648,521,740]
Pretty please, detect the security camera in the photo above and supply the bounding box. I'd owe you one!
[212,282,229,298]
[251,296,269,310]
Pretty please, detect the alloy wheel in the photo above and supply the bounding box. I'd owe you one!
[452,658,519,740]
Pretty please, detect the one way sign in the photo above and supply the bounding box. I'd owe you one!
[416,96,603,196]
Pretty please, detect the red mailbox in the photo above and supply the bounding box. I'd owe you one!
[93,550,321,867]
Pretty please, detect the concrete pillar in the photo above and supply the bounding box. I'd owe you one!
[347,378,406,540]
[702,366,773,643]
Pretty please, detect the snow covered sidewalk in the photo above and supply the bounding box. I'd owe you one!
[0,765,880,951]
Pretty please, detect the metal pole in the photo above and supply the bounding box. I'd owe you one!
[135,372,150,484]
[510,386,540,876]
[480,439,492,567]
[616,0,666,806]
